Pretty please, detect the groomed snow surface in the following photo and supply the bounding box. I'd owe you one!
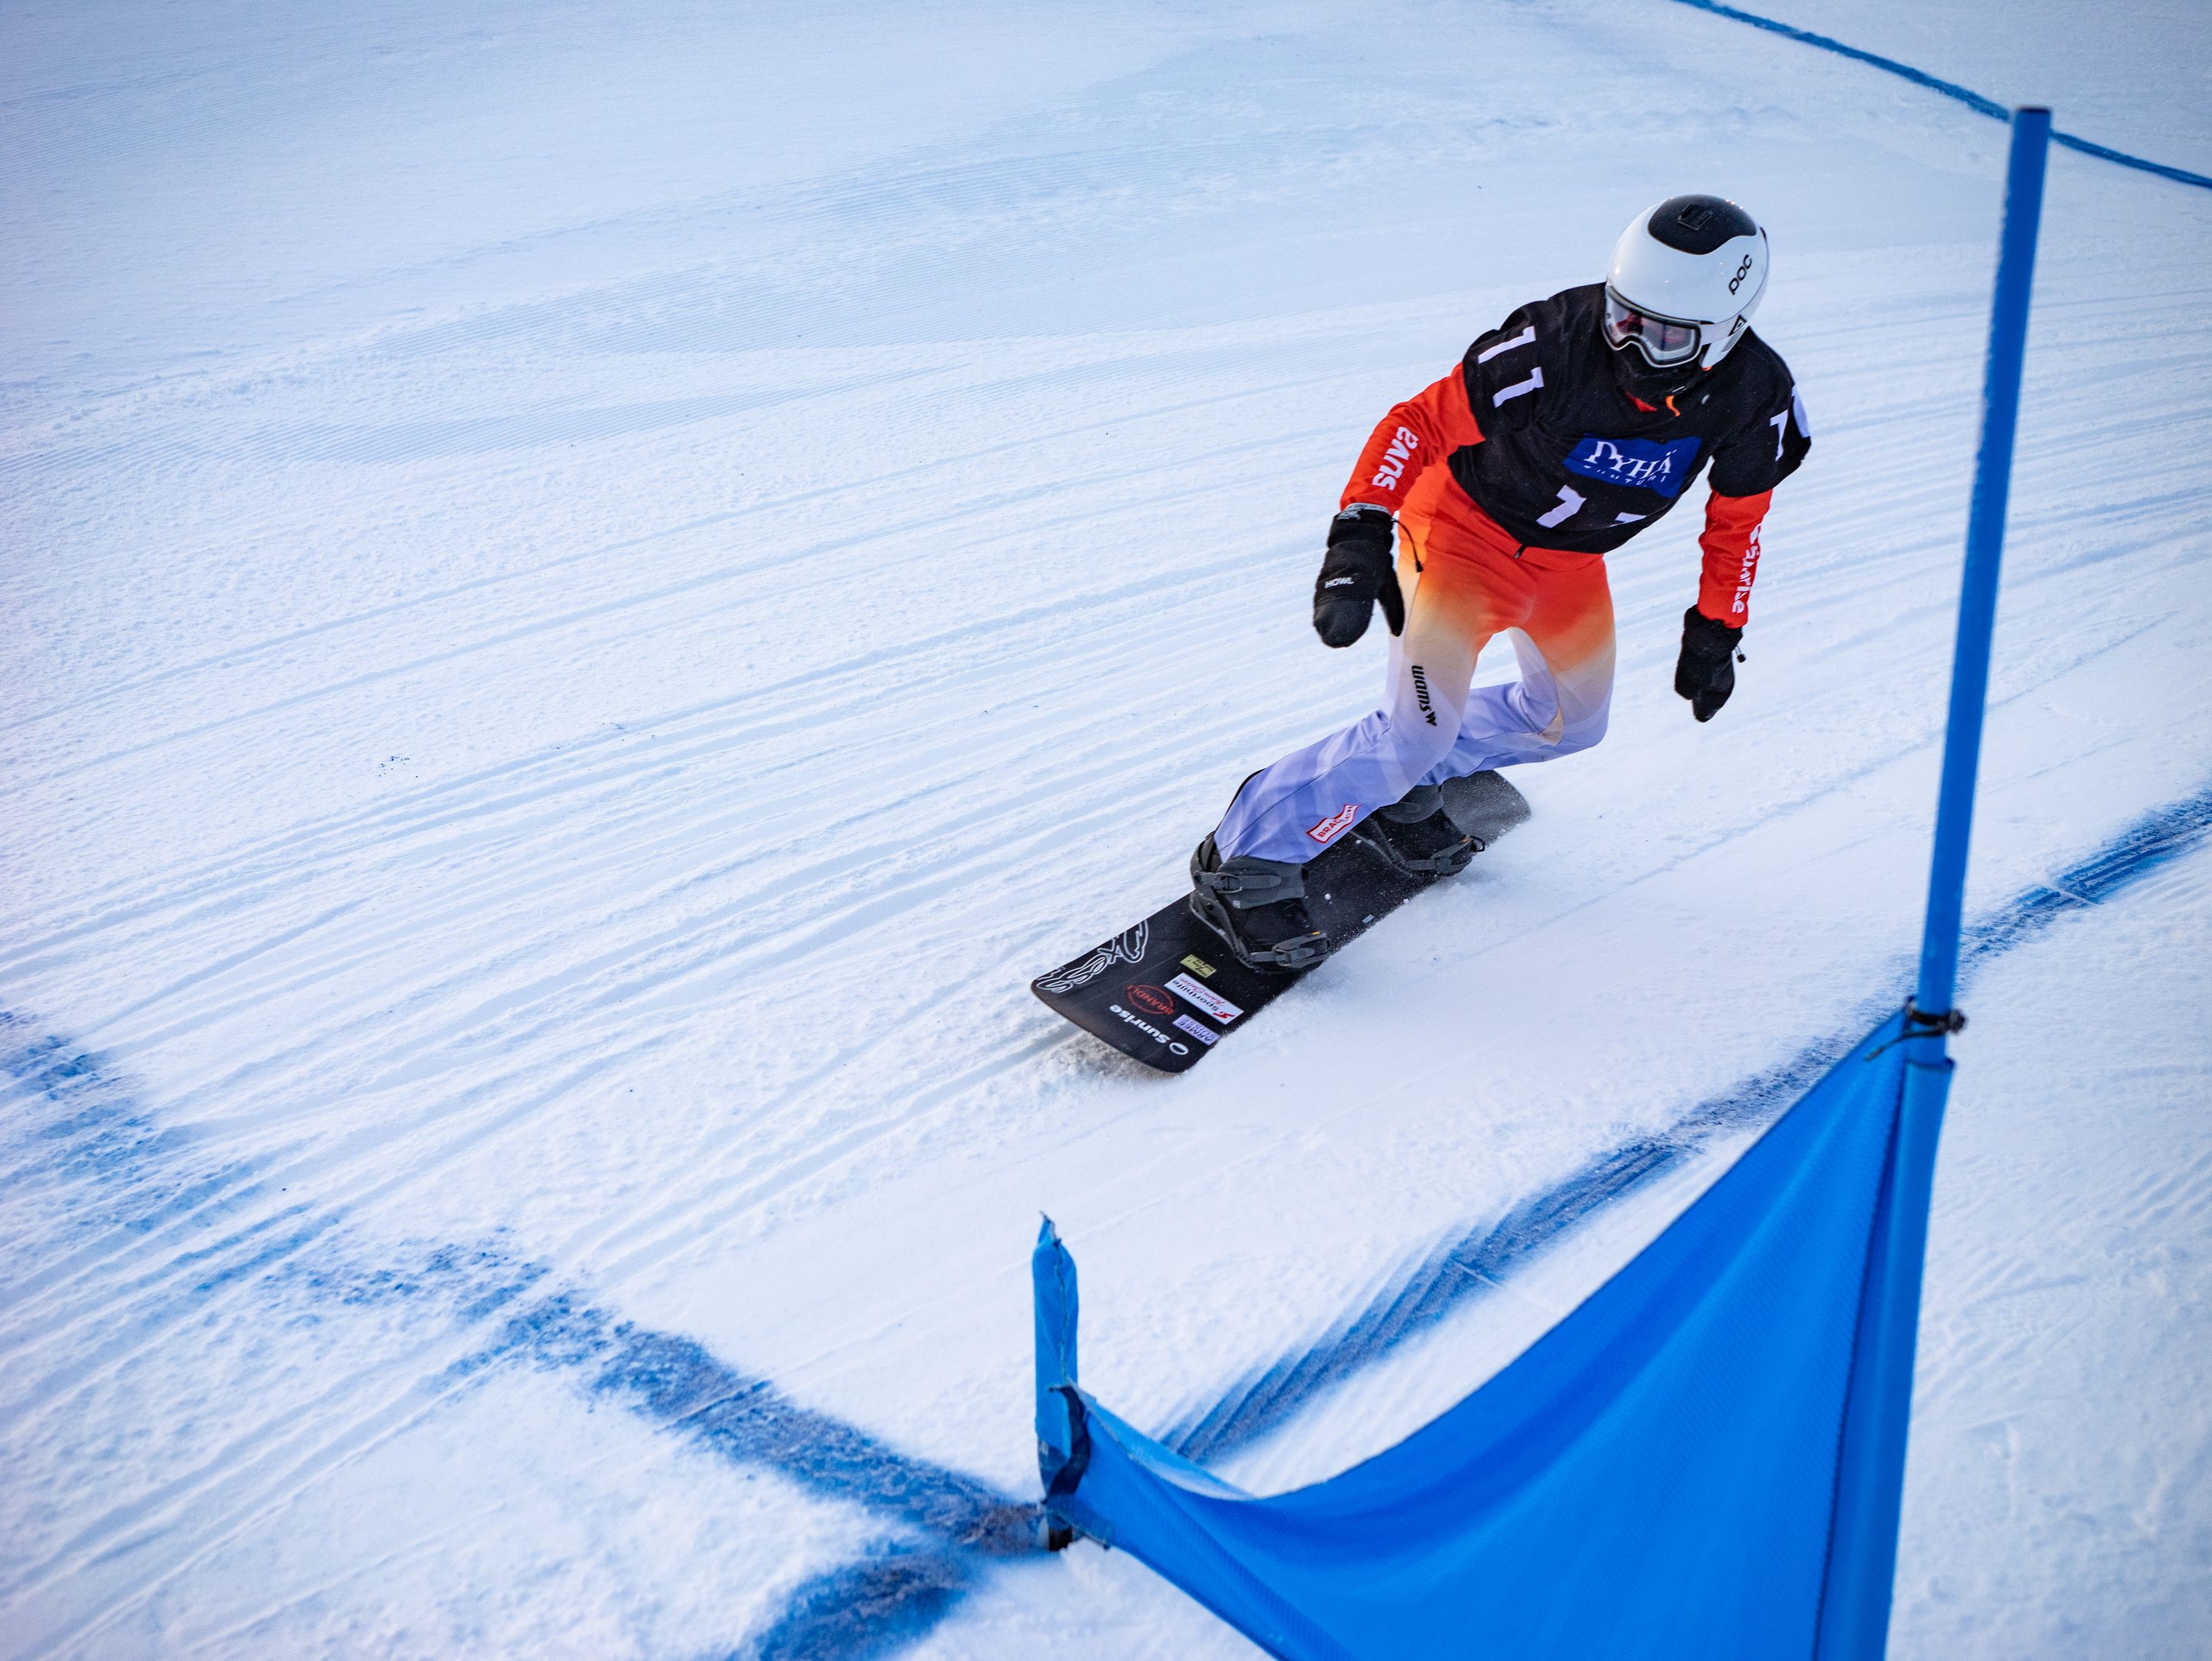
[4,2,2208,1656]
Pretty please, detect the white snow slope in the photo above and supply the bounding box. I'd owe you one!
[4,2,2209,1656]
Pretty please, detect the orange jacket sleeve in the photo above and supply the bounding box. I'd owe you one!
[1697,489,1772,626]
[1339,370,1485,515]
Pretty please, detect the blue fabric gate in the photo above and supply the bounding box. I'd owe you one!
[1035,1014,1920,1659]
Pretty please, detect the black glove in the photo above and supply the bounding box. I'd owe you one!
[1313,507,1404,648]
[1674,605,1743,723]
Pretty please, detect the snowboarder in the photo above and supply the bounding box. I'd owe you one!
[1190,194,1811,971]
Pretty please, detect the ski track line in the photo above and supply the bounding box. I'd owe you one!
[0,705,1215,1340]
[0,1076,568,1560]
[5,513,1037,799]
[181,703,1238,1194]
[4,608,1280,1102]
[553,809,1267,1275]
[0,419,1315,799]
[127,769,1002,1092]
[88,714,1152,1115]
[4,656,1132,993]
[0,485,1306,956]
[1,362,1346,771]
[0,1192,341,1402]
[272,364,952,469]
[70,840,1084,1344]
[448,767,1247,1270]
[2,569,1151,939]
[5,785,2206,1660]
[6,290,905,483]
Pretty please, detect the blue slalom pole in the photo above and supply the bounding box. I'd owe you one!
[1818,107,2051,1660]
[1914,105,2052,1033]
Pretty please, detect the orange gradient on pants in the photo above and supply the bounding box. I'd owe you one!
[1397,472,1616,742]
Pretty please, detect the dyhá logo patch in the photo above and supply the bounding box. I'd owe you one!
[1562,435,1701,498]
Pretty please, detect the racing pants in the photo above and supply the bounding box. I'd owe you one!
[1216,480,1615,864]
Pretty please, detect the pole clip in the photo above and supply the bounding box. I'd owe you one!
[1903,1000,1968,1037]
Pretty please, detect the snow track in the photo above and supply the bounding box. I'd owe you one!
[8,782,2205,1656]
[4,2,2208,1656]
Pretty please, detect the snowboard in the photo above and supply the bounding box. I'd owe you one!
[1031,771,1532,1073]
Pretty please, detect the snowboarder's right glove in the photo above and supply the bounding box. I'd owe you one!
[1674,605,1744,723]
[1313,506,1404,648]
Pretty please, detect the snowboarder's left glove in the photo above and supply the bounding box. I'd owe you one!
[1674,605,1743,723]
[1313,507,1404,648]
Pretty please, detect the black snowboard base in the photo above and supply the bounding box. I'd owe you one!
[1031,772,1531,1073]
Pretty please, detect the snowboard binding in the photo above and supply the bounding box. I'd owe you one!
[1188,835,1333,973]
[1349,785,1483,877]
[1353,774,1533,879]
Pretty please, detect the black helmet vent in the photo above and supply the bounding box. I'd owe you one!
[1647,194,1758,255]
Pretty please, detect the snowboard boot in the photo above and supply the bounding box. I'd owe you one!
[1188,834,1332,973]
[1350,784,1482,877]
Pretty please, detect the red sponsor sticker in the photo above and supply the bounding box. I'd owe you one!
[1307,804,1359,844]
[1126,983,1175,1017]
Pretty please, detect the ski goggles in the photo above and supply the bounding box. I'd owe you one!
[1603,287,1704,366]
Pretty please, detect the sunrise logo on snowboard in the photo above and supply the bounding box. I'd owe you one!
[1107,1003,1188,1055]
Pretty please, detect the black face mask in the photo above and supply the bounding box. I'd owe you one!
[1607,338,1704,405]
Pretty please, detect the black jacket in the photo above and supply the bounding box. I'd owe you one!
[1445,283,1809,554]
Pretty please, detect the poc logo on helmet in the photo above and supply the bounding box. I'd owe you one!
[1611,193,1769,374]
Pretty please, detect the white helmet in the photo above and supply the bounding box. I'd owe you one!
[1604,194,1769,379]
